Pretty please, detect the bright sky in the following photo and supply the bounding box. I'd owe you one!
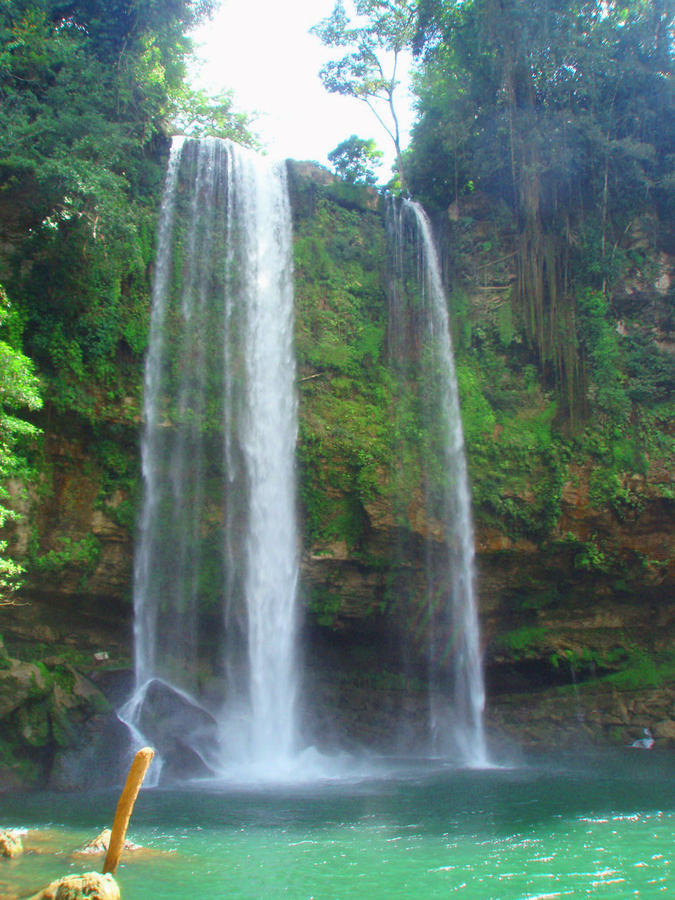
[192,0,415,178]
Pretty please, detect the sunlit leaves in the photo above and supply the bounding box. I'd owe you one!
[328,134,384,184]
[170,88,260,147]
[312,0,417,189]
[0,284,42,602]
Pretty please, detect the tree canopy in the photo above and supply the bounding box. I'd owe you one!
[0,284,41,602]
[312,0,417,192]
[0,0,258,410]
[328,134,384,184]
[407,0,674,420]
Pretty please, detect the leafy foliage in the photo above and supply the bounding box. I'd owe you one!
[312,0,417,191]
[328,134,384,185]
[170,87,260,145]
[0,0,251,415]
[0,285,42,601]
[293,183,392,550]
[408,0,674,421]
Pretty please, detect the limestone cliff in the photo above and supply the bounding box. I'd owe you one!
[0,161,673,787]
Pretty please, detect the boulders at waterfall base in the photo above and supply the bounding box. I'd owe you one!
[0,827,23,857]
[26,872,120,900]
[74,828,140,856]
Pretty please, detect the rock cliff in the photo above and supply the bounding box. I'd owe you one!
[0,162,672,786]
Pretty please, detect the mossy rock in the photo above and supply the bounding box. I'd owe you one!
[18,699,52,748]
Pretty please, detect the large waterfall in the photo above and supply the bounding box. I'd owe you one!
[121,137,300,780]
[387,199,487,765]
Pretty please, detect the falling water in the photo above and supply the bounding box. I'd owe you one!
[120,137,300,780]
[387,199,487,765]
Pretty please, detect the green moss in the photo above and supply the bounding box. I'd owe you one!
[308,588,344,628]
[31,534,101,587]
[603,649,675,690]
[18,699,51,747]
[294,190,393,550]
[497,626,549,657]
[0,737,43,785]
[50,704,76,748]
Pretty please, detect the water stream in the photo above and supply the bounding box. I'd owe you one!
[387,199,487,764]
[120,137,300,780]
[120,141,488,781]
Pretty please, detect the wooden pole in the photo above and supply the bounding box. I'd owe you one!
[102,747,155,875]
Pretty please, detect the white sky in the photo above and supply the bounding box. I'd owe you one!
[191,0,415,178]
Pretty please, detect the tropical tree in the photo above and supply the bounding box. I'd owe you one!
[409,0,674,420]
[171,87,260,145]
[0,0,255,409]
[328,134,384,184]
[312,0,417,192]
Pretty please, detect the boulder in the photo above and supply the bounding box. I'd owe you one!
[75,828,140,855]
[0,828,23,858]
[653,719,675,742]
[0,659,48,718]
[134,678,219,780]
[26,872,120,900]
[49,712,130,792]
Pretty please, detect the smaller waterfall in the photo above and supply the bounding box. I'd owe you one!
[120,137,300,781]
[387,199,487,765]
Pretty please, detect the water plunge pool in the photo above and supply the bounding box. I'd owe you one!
[1,750,672,899]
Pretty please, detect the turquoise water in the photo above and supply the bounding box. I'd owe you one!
[1,751,672,898]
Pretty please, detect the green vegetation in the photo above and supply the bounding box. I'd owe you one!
[0,284,42,601]
[0,0,255,421]
[497,626,549,658]
[604,649,675,690]
[408,0,674,421]
[32,534,101,588]
[328,134,384,186]
[302,3,673,629]
[290,142,672,633]
[312,0,417,191]
[293,182,393,550]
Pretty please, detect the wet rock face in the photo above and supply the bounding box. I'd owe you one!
[48,713,131,792]
[0,166,672,781]
[131,679,219,781]
[13,429,136,603]
[0,634,131,791]
[7,419,670,770]
[487,684,675,750]
[558,461,675,581]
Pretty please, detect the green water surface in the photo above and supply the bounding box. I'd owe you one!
[1,751,672,898]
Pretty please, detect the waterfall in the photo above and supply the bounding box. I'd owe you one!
[386,199,487,765]
[120,137,300,780]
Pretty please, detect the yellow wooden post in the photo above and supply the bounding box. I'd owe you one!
[102,747,155,875]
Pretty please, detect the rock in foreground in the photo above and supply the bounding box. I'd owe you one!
[26,872,120,900]
[0,828,23,858]
[75,828,140,856]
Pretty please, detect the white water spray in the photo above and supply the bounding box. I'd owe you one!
[120,138,300,780]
